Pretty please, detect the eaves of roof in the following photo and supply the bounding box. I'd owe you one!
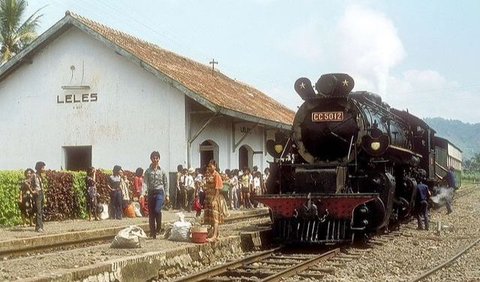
[0,11,294,130]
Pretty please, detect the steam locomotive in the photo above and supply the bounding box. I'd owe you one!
[256,73,444,244]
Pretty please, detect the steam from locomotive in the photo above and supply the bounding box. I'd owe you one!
[257,73,436,244]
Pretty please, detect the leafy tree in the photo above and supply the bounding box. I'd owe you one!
[0,0,42,64]
[464,153,480,172]
[472,153,480,171]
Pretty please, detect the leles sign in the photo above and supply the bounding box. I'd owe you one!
[57,93,97,103]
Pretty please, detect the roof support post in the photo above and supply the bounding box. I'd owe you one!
[187,112,219,167]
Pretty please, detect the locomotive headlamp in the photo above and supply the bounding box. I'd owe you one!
[370,141,381,151]
[361,129,390,157]
[274,144,283,154]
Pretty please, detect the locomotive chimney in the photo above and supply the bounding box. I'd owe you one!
[315,73,354,96]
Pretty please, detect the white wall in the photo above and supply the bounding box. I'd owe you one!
[447,143,462,170]
[188,114,272,172]
[0,27,185,172]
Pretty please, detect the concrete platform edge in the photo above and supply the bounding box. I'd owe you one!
[23,230,272,282]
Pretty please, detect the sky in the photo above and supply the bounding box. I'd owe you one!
[24,0,480,123]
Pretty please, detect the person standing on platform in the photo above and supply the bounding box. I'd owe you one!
[203,160,224,242]
[174,164,183,210]
[194,168,205,217]
[86,167,99,221]
[240,168,252,208]
[32,161,46,232]
[133,168,144,199]
[19,168,35,227]
[134,168,148,216]
[252,171,262,208]
[263,168,270,194]
[178,168,188,210]
[108,165,123,220]
[185,168,195,212]
[120,170,131,211]
[144,151,169,239]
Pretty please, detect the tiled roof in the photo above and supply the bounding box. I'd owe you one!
[68,12,294,127]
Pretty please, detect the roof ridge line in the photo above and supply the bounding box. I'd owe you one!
[66,10,230,79]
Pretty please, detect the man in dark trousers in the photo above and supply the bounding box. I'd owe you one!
[416,170,430,230]
[144,151,169,238]
[32,161,46,232]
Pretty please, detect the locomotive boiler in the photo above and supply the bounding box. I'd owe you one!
[257,73,435,244]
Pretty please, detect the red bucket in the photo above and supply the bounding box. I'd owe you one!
[191,226,208,243]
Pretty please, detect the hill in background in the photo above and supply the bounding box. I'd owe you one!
[424,117,480,161]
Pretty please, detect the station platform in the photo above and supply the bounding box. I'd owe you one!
[0,208,272,282]
[0,209,199,242]
[0,207,269,247]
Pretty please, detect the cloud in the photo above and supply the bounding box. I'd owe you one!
[268,3,480,123]
[335,5,406,96]
[386,70,479,123]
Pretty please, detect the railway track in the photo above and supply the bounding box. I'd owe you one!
[411,237,480,282]
[174,246,340,282]
[0,209,270,259]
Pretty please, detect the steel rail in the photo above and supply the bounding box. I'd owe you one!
[173,246,283,282]
[260,248,341,282]
[175,247,340,282]
[411,237,480,282]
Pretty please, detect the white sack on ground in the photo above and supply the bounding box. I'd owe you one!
[168,212,192,242]
[110,225,148,248]
[99,203,109,220]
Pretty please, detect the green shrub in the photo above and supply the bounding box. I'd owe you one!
[462,172,480,184]
[0,171,24,226]
[72,171,88,219]
[0,169,136,227]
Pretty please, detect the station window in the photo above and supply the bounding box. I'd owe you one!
[64,146,92,171]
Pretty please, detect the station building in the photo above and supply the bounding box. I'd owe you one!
[0,11,294,174]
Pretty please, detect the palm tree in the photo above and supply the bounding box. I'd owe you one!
[0,0,42,64]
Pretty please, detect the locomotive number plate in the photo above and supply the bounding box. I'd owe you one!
[312,111,344,122]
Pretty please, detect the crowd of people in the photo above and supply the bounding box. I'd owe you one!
[19,153,270,242]
[174,163,270,241]
[174,165,270,214]
[97,153,270,240]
